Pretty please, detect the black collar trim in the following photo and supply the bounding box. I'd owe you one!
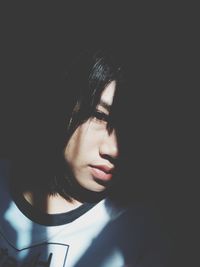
[12,192,97,226]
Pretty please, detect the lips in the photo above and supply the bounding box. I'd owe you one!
[89,165,114,181]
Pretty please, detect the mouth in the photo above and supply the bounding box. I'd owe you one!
[89,165,114,182]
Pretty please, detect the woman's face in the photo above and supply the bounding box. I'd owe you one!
[64,81,119,192]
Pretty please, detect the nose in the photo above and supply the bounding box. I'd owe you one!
[99,129,119,160]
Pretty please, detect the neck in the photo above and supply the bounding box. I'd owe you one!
[23,191,82,214]
[56,175,108,204]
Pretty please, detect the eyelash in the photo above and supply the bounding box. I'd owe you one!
[93,110,109,122]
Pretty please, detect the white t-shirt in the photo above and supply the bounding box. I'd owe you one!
[0,160,170,267]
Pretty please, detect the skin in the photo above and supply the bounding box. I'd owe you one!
[64,81,119,193]
[24,81,119,213]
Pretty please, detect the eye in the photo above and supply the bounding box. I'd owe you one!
[93,110,109,122]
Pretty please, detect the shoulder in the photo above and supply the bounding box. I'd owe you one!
[105,200,174,266]
[115,201,172,245]
[78,199,174,266]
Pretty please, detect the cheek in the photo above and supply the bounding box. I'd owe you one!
[64,141,74,164]
[64,121,102,164]
[64,124,88,163]
[64,132,79,164]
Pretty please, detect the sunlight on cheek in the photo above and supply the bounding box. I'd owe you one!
[89,119,108,132]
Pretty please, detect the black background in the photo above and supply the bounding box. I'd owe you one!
[0,2,198,266]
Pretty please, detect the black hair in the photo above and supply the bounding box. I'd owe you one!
[61,48,122,140]
[10,46,131,205]
[10,47,128,204]
[50,48,125,201]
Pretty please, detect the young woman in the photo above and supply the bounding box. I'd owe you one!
[0,48,171,266]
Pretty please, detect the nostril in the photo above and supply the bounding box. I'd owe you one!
[100,154,118,165]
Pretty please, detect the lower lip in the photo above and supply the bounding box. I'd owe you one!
[90,166,113,181]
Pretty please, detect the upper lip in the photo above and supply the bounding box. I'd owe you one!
[90,164,114,174]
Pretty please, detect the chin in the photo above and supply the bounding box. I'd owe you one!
[92,186,106,193]
[86,185,106,193]
[81,181,107,193]
[90,182,110,193]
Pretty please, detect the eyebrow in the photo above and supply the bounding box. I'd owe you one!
[98,100,111,112]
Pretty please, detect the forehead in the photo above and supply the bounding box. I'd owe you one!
[100,81,116,106]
